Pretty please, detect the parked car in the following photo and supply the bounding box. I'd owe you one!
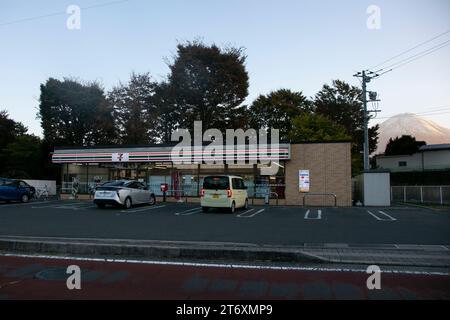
[0,178,36,203]
[93,180,156,209]
[201,175,248,213]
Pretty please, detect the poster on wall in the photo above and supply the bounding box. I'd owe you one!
[299,170,310,193]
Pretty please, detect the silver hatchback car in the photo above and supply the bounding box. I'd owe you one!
[94,180,156,209]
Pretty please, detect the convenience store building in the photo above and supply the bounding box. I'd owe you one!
[52,142,352,206]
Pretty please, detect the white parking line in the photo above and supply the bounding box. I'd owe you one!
[367,210,382,220]
[237,208,264,218]
[367,210,397,221]
[237,208,255,217]
[178,208,202,216]
[0,200,62,209]
[378,210,397,221]
[304,209,322,220]
[2,252,448,276]
[175,207,202,216]
[53,202,99,210]
[121,205,166,213]
[31,202,85,209]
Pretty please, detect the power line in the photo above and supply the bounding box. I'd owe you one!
[382,39,450,71]
[0,0,131,27]
[369,28,450,71]
[372,109,450,120]
[370,39,450,79]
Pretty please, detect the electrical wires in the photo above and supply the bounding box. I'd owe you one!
[0,0,131,27]
[372,105,450,120]
[368,29,450,77]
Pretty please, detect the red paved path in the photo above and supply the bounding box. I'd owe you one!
[0,255,449,299]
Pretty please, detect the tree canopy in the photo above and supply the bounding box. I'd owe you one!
[288,113,351,143]
[385,135,426,156]
[108,72,157,145]
[314,80,379,173]
[249,89,312,141]
[38,78,110,146]
[167,41,249,133]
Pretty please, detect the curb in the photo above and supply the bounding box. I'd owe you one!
[0,237,324,264]
[0,236,448,267]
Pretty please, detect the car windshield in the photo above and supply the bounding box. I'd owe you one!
[203,176,229,190]
[102,181,126,187]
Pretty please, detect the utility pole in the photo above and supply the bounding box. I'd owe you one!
[354,70,381,171]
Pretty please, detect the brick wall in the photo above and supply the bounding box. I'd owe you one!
[285,143,352,207]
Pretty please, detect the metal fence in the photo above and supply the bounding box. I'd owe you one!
[391,186,450,205]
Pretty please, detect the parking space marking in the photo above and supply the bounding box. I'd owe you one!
[378,210,397,221]
[121,205,166,213]
[0,200,62,209]
[176,208,202,216]
[237,209,255,217]
[304,209,322,220]
[175,207,202,216]
[31,202,88,209]
[237,209,264,218]
[367,210,397,221]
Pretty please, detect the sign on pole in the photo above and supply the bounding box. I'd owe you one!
[299,170,310,193]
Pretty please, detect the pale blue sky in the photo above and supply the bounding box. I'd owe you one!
[1,0,449,136]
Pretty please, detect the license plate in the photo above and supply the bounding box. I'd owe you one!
[212,195,220,199]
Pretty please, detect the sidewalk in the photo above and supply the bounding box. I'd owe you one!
[299,244,450,267]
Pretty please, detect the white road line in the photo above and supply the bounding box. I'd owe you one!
[1,252,447,276]
[178,209,202,216]
[238,209,264,218]
[237,208,255,217]
[367,210,382,221]
[378,210,397,221]
[0,200,63,209]
[304,210,310,219]
[175,207,202,215]
[49,203,96,210]
[367,210,397,221]
[304,209,322,220]
[121,205,166,213]
[31,202,84,209]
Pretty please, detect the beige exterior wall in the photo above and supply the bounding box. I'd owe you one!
[376,150,450,172]
[285,143,352,207]
[376,154,422,172]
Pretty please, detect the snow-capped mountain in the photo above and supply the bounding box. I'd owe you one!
[374,113,450,155]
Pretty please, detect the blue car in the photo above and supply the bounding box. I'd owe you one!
[0,178,36,203]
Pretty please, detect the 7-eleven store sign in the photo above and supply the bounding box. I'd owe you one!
[112,153,129,162]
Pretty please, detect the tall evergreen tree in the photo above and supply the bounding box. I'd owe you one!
[38,78,111,146]
[314,80,379,173]
[108,72,158,145]
[248,89,313,141]
[167,41,249,133]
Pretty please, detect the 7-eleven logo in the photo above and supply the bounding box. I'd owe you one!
[112,153,129,162]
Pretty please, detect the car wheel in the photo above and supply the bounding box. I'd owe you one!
[230,201,236,213]
[244,198,249,210]
[124,197,132,209]
[21,194,29,203]
[96,203,105,209]
[202,207,209,213]
[149,194,156,206]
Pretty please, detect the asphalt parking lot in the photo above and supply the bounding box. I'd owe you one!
[0,200,449,246]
